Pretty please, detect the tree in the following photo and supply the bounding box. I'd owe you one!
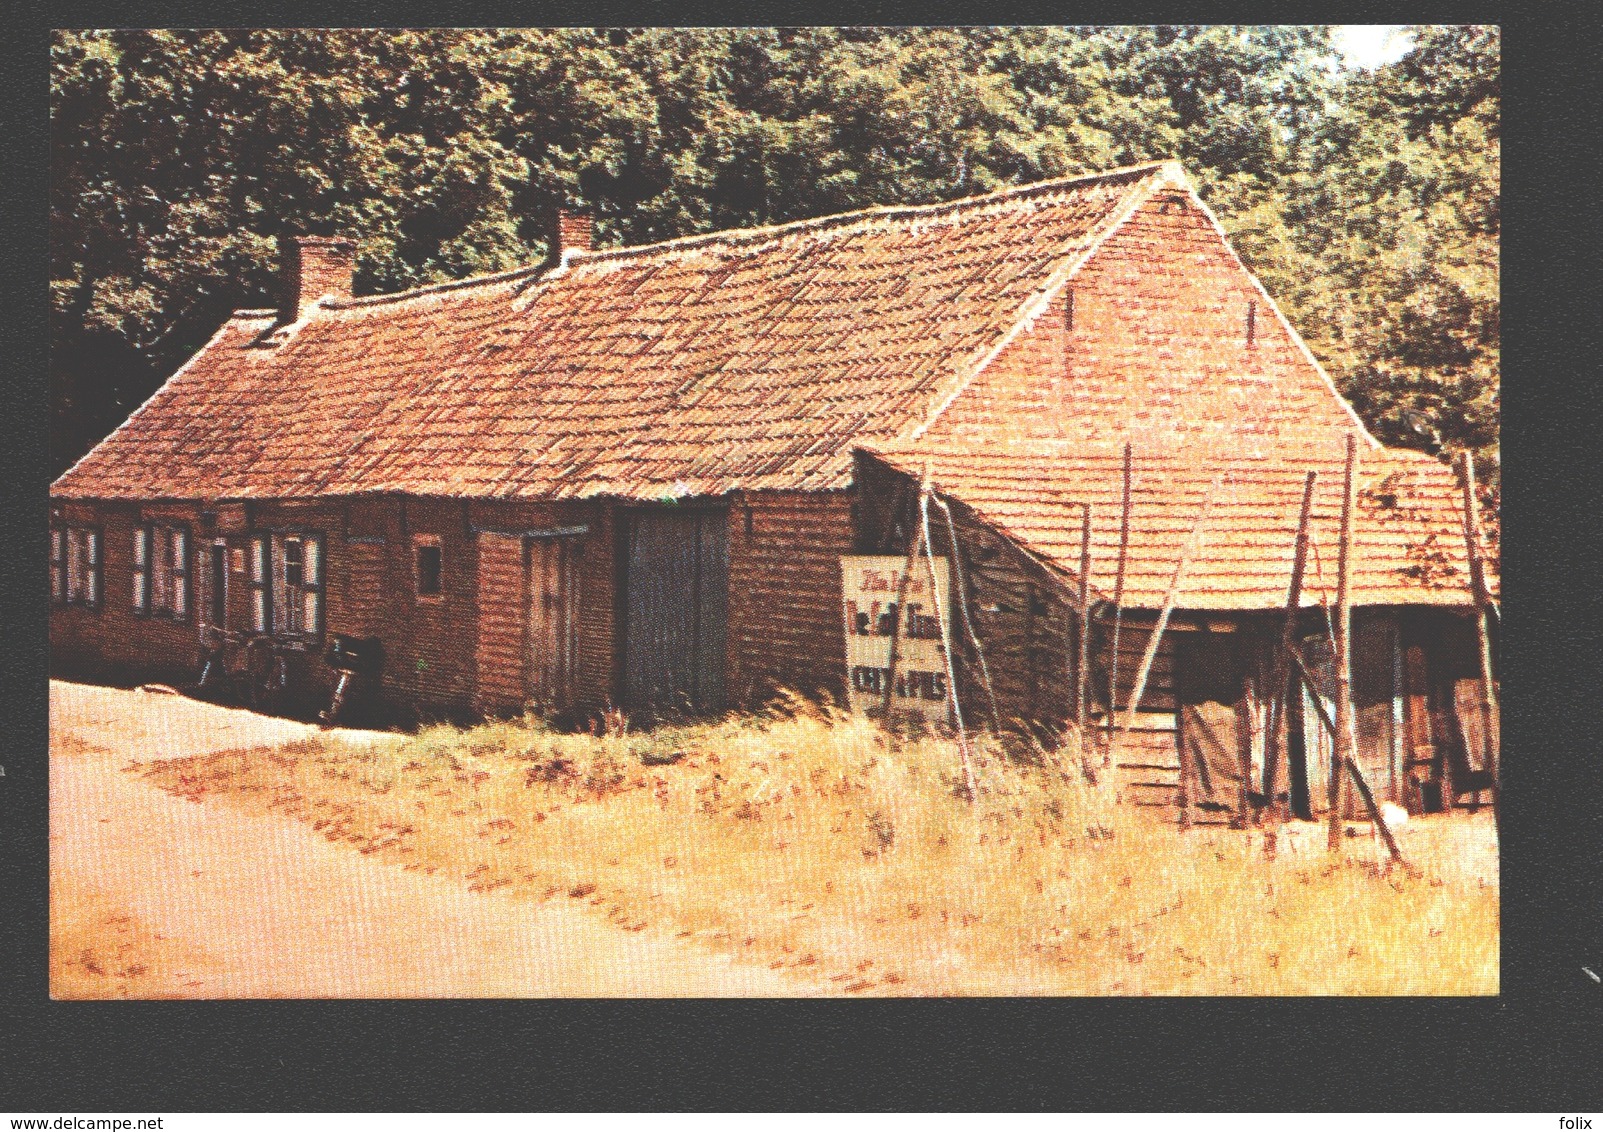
[50,25,1496,492]
[1229,26,1499,480]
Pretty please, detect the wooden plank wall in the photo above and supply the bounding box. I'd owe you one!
[851,454,1184,802]
[936,500,1076,737]
[1096,622,1182,812]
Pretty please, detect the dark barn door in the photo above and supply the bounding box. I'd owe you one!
[624,509,727,714]
[1175,631,1247,819]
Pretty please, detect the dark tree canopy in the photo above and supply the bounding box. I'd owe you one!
[50,26,1499,495]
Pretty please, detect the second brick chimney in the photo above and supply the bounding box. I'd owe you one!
[280,235,356,323]
[553,209,593,264]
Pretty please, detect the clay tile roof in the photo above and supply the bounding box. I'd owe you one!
[53,161,1178,503]
[862,441,1497,610]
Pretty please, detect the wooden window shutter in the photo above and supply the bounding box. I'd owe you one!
[132,527,150,612]
[170,527,189,619]
[65,529,85,603]
[50,528,63,603]
[86,529,101,607]
[250,534,270,633]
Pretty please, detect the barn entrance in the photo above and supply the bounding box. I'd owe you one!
[622,508,728,715]
[1175,630,1249,823]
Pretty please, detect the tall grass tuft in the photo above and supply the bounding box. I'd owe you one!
[141,698,1498,995]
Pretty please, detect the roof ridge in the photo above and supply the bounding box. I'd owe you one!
[323,261,551,311]
[313,161,1179,314]
[568,161,1176,268]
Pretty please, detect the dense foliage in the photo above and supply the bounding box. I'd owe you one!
[50,26,1498,489]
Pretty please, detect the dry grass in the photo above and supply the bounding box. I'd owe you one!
[50,881,220,999]
[139,698,1498,995]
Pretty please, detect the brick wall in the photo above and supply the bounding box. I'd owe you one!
[726,490,855,708]
[49,500,205,686]
[922,188,1361,459]
[49,495,487,722]
[468,500,614,718]
[282,237,355,322]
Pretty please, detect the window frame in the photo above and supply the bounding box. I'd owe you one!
[52,524,102,610]
[413,533,444,601]
[266,531,325,642]
[132,522,191,622]
[50,527,64,603]
[202,538,229,630]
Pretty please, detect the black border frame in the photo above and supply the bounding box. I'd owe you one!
[6,1,1602,1113]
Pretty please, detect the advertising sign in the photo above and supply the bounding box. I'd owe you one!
[840,555,952,723]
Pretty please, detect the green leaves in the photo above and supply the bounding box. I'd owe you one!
[50,25,1498,495]
[1230,25,1499,479]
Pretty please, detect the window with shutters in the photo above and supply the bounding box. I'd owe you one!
[52,525,101,609]
[132,524,189,620]
[263,532,324,640]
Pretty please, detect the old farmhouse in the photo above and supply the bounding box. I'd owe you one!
[50,161,1499,822]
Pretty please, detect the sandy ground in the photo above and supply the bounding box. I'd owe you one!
[49,680,818,997]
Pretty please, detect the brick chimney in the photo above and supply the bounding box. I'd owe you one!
[280,235,356,323]
[553,209,592,263]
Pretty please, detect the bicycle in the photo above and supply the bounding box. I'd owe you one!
[195,625,289,714]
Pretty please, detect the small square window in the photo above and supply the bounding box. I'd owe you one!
[416,543,443,596]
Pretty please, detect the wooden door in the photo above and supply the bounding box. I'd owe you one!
[623,509,727,714]
[1351,613,1399,805]
[525,538,579,710]
[1175,632,1245,819]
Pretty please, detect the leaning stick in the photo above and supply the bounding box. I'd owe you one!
[1113,472,1224,768]
[1075,501,1093,767]
[1261,470,1318,823]
[935,495,1001,733]
[921,485,978,802]
[1329,434,1359,853]
[1458,452,1499,791]
[1284,650,1410,871]
[1105,442,1133,766]
[1345,755,1410,871]
[882,482,926,717]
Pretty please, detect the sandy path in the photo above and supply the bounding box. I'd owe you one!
[50,681,815,997]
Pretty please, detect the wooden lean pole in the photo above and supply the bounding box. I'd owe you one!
[882,478,926,717]
[1286,653,1410,871]
[1118,474,1223,828]
[1458,451,1499,788]
[1261,470,1318,823]
[935,496,1001,733]
[1121,475,1221,738]
[1076,501,1093,767]
[1104,442,1133,767]
[1329,434,1358,853]
[921,486,977,802]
